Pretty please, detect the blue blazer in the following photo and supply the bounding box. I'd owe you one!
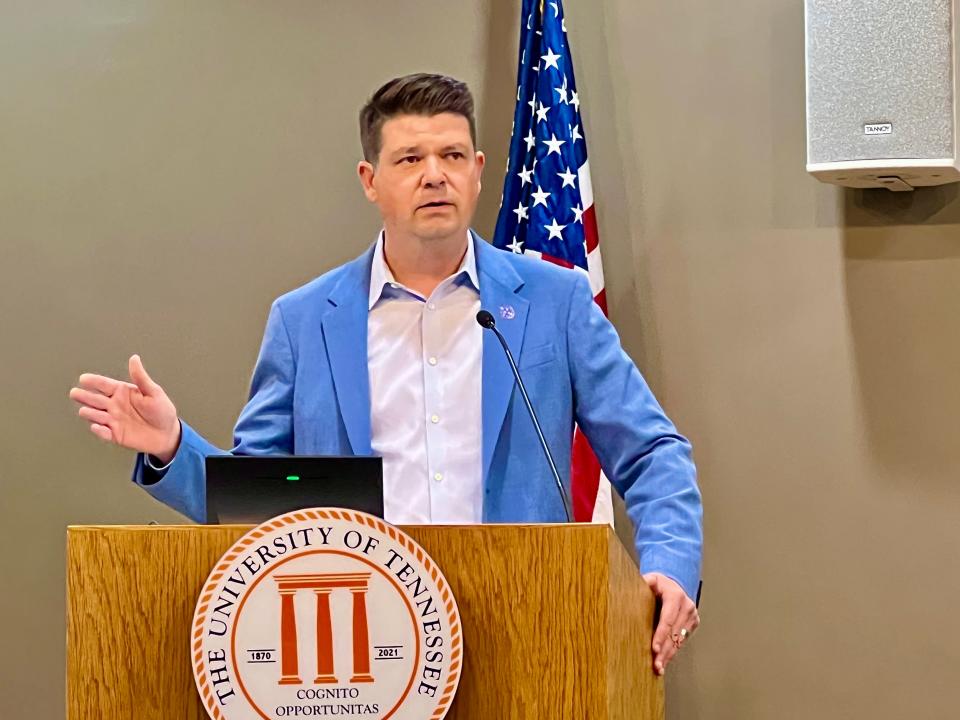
[134,234,702,598]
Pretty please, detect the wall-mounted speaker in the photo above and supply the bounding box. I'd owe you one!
[805,0,960,191]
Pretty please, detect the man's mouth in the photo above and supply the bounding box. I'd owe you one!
[418,201,454,210]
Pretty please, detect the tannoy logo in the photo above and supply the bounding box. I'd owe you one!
[864,123,893,136]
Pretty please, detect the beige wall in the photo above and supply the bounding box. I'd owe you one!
[2,1,959,718]
[1,2,500,716]
[575,0,960,717]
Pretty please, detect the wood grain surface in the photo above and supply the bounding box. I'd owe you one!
[67,523,661,719]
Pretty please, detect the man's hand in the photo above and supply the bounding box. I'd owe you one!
[643,572,700,676]
[69,355,181,463]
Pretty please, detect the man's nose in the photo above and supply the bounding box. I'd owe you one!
[422,156,446,187]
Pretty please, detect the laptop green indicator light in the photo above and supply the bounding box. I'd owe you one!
[286,475,300,482]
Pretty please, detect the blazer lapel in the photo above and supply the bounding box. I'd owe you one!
[320,236,530,472]
[476,237,529,484]
[321,249,374,456]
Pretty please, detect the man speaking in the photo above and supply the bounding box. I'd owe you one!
[69,73,702,674]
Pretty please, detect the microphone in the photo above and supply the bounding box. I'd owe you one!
[476,309,573,522]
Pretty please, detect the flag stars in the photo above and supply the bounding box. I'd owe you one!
[557,167,576,188]
[541,48,561,71]
[535,101,550,124]
[543,133,566,156]
[524,129,536,151]
[499,16,592,261]
[517,164,534,186]
[545,218,567,241]
[554,76,569,105]
[531,185,551,208]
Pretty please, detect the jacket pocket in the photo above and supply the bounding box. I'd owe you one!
[519,342,557,370]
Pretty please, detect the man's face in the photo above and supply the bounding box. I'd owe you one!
[358,112,485,242]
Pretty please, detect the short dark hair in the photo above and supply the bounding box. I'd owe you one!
[359,73,477,163]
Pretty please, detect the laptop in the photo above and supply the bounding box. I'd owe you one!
[205,456,384,524]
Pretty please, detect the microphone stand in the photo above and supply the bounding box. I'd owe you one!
[476,310,573,522]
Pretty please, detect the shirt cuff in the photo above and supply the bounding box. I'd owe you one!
[145,453,175,472]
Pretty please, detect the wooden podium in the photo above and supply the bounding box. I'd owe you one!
[67,524,663,719]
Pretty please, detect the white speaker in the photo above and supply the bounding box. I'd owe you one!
[805,0,960,191]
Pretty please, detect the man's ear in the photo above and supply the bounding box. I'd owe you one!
[475,150,486,192]
[357,161,378,202]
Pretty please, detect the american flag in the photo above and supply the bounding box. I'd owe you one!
[493,0,613,524]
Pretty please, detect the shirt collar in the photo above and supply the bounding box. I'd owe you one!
[368,229,480,309]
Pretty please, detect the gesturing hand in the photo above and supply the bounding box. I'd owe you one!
[643,572,700,676]
[69,354,181,464]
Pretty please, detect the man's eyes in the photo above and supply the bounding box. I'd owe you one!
[397,152,464,164]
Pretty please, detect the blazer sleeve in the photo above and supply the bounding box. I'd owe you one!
[566,272,703,600]
[131,300,297,522]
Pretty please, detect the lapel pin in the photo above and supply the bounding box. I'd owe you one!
[499,305,516,320]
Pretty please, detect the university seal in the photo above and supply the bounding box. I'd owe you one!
[192,509,462,720]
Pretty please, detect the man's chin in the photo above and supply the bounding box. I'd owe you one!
[413,219,465,241]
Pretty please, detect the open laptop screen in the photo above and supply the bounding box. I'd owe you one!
[205,455,383,524]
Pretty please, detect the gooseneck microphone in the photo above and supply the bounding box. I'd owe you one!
[476,309,573,522]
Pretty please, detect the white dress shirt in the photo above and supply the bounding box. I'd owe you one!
[367,231,483,524]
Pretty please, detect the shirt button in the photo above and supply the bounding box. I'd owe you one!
[433,472,443,482]
[428,356,438,366]
[427,302,436,311]
[430,414,440,424]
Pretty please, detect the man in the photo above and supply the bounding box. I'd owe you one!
[69,73,702,674]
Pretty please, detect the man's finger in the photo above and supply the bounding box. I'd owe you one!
[657,602,699,673]
[679,606,700,641]
[78,373,122,397]
[69,387,110,411]
[652,594,681,674]
[642,572,664,595]
[88,422,114,442]
[672,606,695,648]
[660,631,680,668]
[652,592,681,651]
[128,355,160,397]
[671,612,695,665]
[79,406,112,428]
